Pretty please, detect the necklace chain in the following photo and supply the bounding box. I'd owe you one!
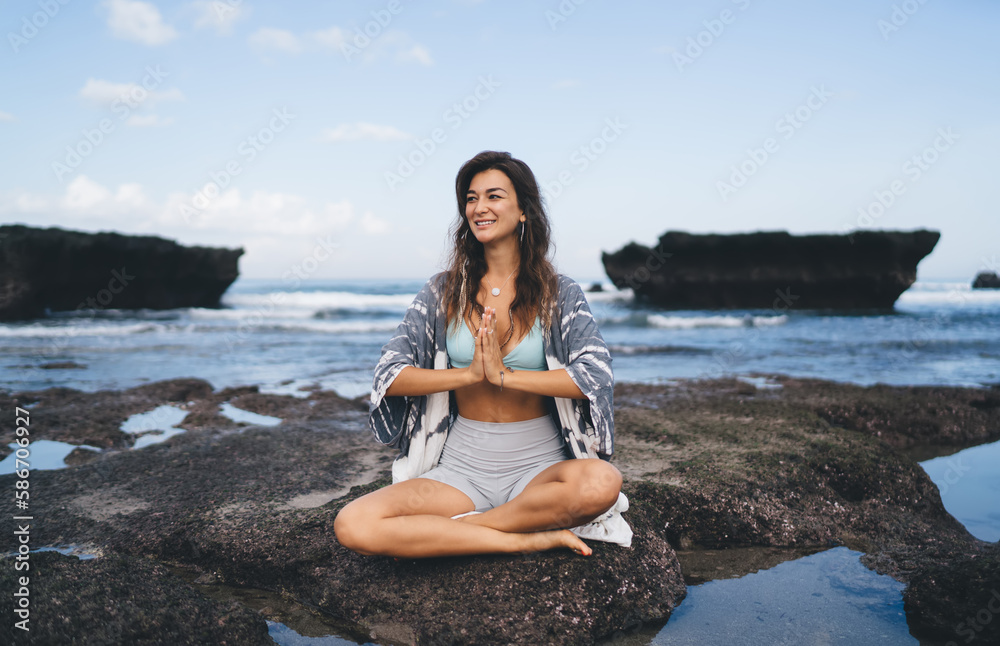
[484,269,516,297]
[473,305,515,350]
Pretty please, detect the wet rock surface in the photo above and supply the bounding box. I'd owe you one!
[1,375,998,644]
[0,550,272,645]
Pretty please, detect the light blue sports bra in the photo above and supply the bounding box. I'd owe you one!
[446,315,547,371]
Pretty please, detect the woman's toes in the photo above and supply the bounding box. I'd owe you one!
[562,530,592,556]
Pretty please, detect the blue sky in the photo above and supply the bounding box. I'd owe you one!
[2,0,998,281]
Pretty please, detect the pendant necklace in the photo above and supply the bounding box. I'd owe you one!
[484,269,516,297]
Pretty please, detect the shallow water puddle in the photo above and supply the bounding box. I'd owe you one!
[120,403,189,448]
[0,439,101,474]
[647,547,915,645]
[267,622,372,645]
[218,401,283,426]
[919,438,1000,542]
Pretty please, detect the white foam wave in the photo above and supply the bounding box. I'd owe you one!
[221,290,415,310]
[0,322,165,338]
[647,314,789,330]
[898,287,1000,307]
[250,320,401,334]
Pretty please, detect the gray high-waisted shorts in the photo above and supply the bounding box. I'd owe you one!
[419,413,571,512]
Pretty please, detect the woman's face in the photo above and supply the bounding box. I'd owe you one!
[465,168,524,246]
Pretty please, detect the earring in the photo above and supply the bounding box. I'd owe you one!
[520,221,525,244]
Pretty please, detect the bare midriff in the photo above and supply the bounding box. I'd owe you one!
[454,380,550,423]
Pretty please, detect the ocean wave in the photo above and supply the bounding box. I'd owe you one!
[221,290,415,311]
[897,289,1000,307]
[0,322,165,338]
[246,320,402,334]
[641,314,789,329]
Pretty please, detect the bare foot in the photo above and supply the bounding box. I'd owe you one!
[523,529,592,556]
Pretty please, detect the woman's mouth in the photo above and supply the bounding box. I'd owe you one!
[474,219,496,229]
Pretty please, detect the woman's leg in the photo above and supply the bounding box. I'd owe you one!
[457,459,623,534]
[333,477,591,558]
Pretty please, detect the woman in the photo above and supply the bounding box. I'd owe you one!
[334,151,629,559]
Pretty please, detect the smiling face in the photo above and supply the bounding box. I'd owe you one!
[465,168,525,246]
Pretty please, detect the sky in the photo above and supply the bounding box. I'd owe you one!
[2,0,998,282]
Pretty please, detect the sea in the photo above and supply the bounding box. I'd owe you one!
[2,276,998,645]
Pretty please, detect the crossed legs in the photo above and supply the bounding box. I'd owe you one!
[333,458,622,559]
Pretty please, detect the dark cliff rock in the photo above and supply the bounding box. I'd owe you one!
[0,224,242,321]
[601,229,939,309]
[972,271,1000,289]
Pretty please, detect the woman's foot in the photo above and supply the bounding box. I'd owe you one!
[523,529,592,556]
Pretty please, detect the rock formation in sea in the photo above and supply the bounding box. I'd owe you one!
[972,271,1000,289]
[0,224,243,321]
[601,229,940,309]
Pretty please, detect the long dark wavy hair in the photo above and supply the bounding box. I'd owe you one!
[443,151,558,336]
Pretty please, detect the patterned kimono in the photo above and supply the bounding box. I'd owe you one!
[368,271,632,546]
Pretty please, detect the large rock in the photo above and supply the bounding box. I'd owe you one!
[972,271,1000,289]
[601,229,939,309]
[0,224,243,321]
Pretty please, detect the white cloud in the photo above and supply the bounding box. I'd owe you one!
[321,122,412,143]
[396,44,433,66]
[293,26,431,64]
[190,0,247,35]
[0,111,15,122]
[126,114,175,127]
[248,28,302,54]
[102,0,178,46]
[0,180,402,277]
[310,26,347,50]
[58,176,151,214]
[364,30,433,65]
[79,78,184,110]
[359,211,389,235]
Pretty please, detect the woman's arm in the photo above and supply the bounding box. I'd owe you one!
[385,318,490,396]
[384,365,478,397]
[488,366,586,399]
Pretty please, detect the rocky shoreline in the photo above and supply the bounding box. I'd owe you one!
[1,376,998,644]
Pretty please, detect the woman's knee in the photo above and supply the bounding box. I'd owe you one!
[578,460,622,516]
[333,499,377,555]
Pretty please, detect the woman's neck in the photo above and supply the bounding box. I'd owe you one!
[482,236,521,280]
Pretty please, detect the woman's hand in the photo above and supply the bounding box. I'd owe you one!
[480,307,506,387]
